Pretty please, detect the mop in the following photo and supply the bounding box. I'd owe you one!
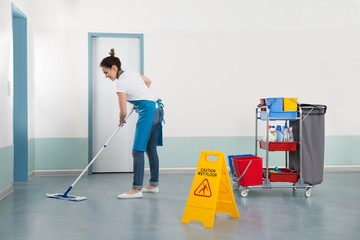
[46,108,135,201]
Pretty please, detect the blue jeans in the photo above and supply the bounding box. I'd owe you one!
[132,109,161,189]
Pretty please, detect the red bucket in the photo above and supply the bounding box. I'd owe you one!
[232,156,263,187]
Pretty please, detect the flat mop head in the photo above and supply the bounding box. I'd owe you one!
[46,193,87,201]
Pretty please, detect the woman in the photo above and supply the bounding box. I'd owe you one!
[100,49,164,199]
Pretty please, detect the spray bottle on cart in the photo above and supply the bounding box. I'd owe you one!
[284,122,290,142]
[276,125,284,142]
[288,127,294,142]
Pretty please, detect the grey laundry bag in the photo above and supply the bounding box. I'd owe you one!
[289,104,327,185]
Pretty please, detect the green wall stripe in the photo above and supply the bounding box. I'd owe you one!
[12,136,359,171]
[157,136,360,168]
[0,145,14,193]
[324,136,360,165]
[156,137,254,168]
[0,136,357,192]
[156,137,289,168]
[34,138,88,170]
[28,138,35,173]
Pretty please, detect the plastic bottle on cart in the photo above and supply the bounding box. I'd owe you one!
[284,122,290,142]
[269,126,277,142]
[288,127,294,142]
[276,125,284,142]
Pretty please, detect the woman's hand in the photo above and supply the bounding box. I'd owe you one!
[118,119,126,127]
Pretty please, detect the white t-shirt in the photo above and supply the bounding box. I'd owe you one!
[115,70,157,102]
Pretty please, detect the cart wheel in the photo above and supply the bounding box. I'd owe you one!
[304,188,311,198]
[233,183,239,190]
[292,183,296,192]
[240,188,249,198]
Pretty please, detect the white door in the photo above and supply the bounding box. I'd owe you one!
[91,36,141,172]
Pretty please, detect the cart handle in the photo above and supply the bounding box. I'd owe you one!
[234,160,252,182]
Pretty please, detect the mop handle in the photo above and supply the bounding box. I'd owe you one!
[66,108,135,193]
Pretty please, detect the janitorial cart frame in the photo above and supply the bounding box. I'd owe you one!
[232,101,326,198]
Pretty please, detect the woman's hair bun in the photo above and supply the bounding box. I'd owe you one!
[109,48,115,57]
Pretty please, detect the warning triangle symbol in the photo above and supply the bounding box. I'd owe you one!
[194,179,212,197]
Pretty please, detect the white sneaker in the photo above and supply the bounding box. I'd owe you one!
[117,191,143,199]
[142,187,159,193]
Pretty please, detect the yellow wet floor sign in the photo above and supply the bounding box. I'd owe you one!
[181,151,239,228]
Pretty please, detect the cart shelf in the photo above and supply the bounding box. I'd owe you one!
[263,168,299,183]
[258,140,297,152]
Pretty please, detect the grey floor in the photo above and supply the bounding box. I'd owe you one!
[0,172,359,240]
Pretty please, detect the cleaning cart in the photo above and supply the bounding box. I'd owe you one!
[230,98,327,198]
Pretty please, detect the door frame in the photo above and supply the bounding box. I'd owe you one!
[88,33,144,174]
[12,4,28,181]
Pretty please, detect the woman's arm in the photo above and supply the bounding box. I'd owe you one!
[140,75,152,88]
[117,92,127,126]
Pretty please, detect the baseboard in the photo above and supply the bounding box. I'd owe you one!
[0,185,13,201]
[28,170,35,180]
[145,167,196,174]
[324,165,360,172]
[32,165,360,177]
[145,166,360,175]
[34,169,88,176]
[267,165,360,172]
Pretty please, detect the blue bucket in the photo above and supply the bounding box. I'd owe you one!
[266,98,283,112]
[227,154,254,177]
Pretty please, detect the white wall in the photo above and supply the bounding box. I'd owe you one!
[20,0,360,139]
[0,0,13,148]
